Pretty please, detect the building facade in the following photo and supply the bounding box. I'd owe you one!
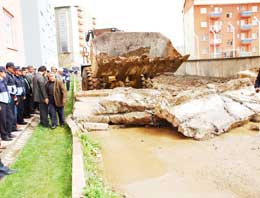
[21,0,58,67]
[184,0,260,59]
[55,5,87,67]
[0,0,25,65]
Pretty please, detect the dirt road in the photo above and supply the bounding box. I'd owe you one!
[91,124,260,198]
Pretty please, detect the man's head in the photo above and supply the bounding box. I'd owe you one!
[22,67,28,76]
[0,66,6,78]
[28,65,34,73]
[48,72,56,82]
[14,67,22,76]
[6,62,15,73]
[51,66,57,74]
[38,66,47,75]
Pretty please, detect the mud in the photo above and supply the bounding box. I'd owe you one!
[91,125,260,198]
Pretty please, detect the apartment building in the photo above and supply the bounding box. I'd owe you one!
[55,5,87,67]
[21,0,58,67]
[184,0,260,59]
[0,0,25,65]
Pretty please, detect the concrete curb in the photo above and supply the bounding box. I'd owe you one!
[66,116,86,198]
[0,116,39,166]
[66,75,86,198]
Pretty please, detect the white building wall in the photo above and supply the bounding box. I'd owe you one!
[21,0,58,68]
[184,7,196,59]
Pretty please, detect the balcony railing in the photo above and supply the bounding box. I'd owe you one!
[240,51,252,57]
[209,12,221,19]
[210,39,222,45]
[210,25,221,33]
[241,38,253,45]
[240,11,253,18]
[240,24,252,31]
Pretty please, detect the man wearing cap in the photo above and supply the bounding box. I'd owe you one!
[14,67,27,125]
[5,62,19,132]
[0,66,13,141]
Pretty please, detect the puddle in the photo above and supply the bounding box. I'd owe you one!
[91,126,260,198]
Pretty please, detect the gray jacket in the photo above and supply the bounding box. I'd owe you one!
[33,73,47,103]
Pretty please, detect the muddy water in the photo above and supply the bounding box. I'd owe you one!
[91,125,260,198]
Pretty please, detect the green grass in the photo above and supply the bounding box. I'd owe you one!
[80,134,119,198]
[0,79,74,198]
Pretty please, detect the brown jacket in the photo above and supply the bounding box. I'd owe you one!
[46,80,66,107]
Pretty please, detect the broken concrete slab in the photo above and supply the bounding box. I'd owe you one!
[83,122,109,131]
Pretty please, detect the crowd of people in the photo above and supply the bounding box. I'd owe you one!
[0,62,70,144]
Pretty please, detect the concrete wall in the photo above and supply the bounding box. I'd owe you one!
[175,56,260,78]
[21,0,58,68]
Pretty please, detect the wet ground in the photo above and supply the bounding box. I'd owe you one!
[91,124,260,198]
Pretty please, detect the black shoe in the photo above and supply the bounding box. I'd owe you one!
[12,128,22,132]
[24,116,31,119]
[1,137,13,141]
[8,134,16,138]
[51,125,57,129]
[18,122,27,125]
[0,166,16,175]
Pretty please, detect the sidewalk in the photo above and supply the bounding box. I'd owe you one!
[0,115,39,166]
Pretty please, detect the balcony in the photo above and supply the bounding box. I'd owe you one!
[240,24,252,31]
[210,39,222,45]
[209,12,221,19]
[241,38,253,45]
[210,25,221,33]
[240,11,253,18]
[240,51,252,57]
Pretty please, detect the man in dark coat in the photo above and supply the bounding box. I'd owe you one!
[5,62,19,132]
[0,66,13,141]
[14,67,27,125]
[22,67,32,118]
[33,66,49,127]
[255,68,260,92]
[46,73,66,129]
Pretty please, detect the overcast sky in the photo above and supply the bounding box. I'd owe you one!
[84,0,185,47]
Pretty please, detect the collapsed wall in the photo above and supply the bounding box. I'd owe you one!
[73,77,260,140]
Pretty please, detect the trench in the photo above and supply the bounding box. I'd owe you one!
[90,125,260,198]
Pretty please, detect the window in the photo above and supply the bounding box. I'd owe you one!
[227,40,233,46]
[252,46,257,53]
[57,10,70,53]
[3,8,15,48]
[252,6,258,12]
[252,18,258,26]
[202,48,209,55]
[252,32,258,39]
[227,25,233,33]
[226,12,232,18]
[200,8,207,14]
[201,21,207,28]
[200,35,208,41]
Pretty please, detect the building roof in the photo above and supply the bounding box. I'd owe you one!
[184,0,260,9]
[194,0,260,5]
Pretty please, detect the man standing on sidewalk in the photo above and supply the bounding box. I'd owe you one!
[5,62,19,132]
[0,67,13,141]
[33,66,49,127]
[46,73,66,129]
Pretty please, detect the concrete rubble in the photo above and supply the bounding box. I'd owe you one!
[73,76,260,140]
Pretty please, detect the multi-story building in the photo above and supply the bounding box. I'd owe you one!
[55,5,87,67]
[21,0,58,67]
[0,0,25,65]
[183,0,260,59]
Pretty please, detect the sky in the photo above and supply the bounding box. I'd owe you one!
[84,0,185,47]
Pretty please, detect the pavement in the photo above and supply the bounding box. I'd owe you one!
[0,115,39,166]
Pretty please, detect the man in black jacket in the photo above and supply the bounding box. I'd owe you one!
[255,68,260,92]
[14,67,27,125]
[33,66,49,127]
[22,67,32,118]
[5,62,19,133]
